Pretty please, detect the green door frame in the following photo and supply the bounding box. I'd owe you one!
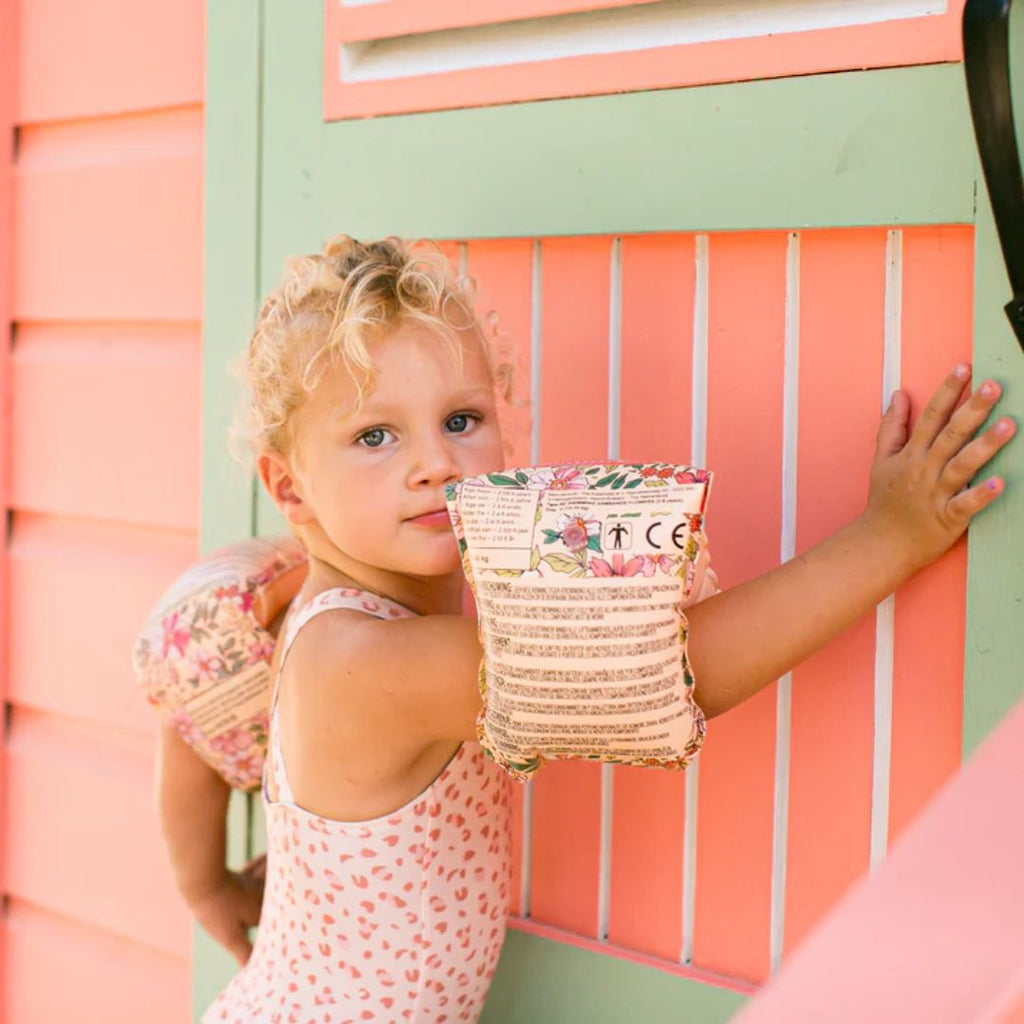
[198,2,1024,1018]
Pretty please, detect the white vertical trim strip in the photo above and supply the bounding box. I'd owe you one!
[871,229,902,871]
[607,238,623,461]
[690,235,710,470]
[598,235,626,937]
[681,234,709,964]
[530,240,543,466]
[518,240,543,919]
[598,238,624,942]
[770,231,801,975]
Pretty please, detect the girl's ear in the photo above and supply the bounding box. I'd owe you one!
[257,451,316,526]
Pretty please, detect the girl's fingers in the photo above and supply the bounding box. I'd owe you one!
[927,378,1003,469]
[946,475,1005,524]
[874,390,911,459]
[908,364,972,453]
[939,416,1017,494]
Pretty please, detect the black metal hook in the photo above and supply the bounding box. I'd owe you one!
[963,0,1024,352]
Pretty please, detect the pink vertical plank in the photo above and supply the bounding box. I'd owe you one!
[693,232,788,982]
[888,227,973,845]
[465,238,535,916]
[0,0,15,1003]
[536,236,610,464]
[784,229,888,955]
[529,236,611,938]
[465,239,534,471]
[607,234,694,958]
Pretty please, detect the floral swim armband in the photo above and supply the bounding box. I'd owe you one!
[132,536,308,790]
[445,463,716,782]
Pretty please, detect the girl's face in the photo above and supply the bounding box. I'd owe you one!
[284,320,504,583]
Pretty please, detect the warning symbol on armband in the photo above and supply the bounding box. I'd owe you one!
[603,521,633,550]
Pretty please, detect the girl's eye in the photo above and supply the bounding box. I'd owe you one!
[446,412,479,434]
[356,427,393,449]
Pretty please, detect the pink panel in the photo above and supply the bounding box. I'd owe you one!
[5,707,193,958]
[14,110,202,321]
[784,229,887,954]
[18,0,203,122]
[888,227,973,845]
[529,761,603,936]
[537,237,610,463]
[617,234,694,466]
[0,0,15,992]
[324,12,963,120]
[465,239,535,471]
[693,232,788,982]
[607,234,694,958]
[11,324,200,529]
[8,512,198,734]
[465,239,535,916]
[733,696,1024,1024]
[529,237,611,938]
[4,900,189,1024]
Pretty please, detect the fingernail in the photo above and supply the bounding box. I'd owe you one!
[954,363,971,379]
[987,477,1001,492]
[981,381,999,399]
[996,417,1015,435]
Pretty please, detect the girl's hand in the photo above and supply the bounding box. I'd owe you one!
[863,364,1016,574]
[189,855,266,966]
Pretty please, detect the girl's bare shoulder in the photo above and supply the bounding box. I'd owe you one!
[284,608,483,744]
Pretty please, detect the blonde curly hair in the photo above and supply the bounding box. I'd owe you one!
[243,234,509,457]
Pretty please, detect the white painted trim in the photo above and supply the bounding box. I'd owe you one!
[339,0,947,82]
[608,238,623,463]
[770,231,801,975]
[520,781,534,917]
[515,240,544,921]
[531,240,543,467]
[870,229,903,871]
[598,763,615,940]
[681,234,710,964]
[597,239,624,943]
[691,234,710,469]
[681,762,700,964]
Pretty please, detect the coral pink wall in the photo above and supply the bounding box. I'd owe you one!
[1,2,204,1020]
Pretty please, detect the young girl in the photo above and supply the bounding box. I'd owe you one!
[203,235,1014,1022]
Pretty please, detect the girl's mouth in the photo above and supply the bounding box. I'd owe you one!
[406,510,452,529]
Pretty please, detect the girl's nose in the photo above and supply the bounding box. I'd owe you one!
[408,432,460,488]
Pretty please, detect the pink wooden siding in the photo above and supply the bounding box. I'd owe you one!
[1,2,204,1020]
[457,227,969,987]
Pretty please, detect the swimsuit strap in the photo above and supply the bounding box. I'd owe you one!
[267,587,416,805]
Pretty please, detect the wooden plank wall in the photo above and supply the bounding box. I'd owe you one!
[461,227,972,986]
[1,2,203,1020]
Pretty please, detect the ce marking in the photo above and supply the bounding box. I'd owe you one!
[645,521,691,551]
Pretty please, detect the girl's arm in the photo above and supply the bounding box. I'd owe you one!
[155,723,263,965]
[687,367,1014,718]
[300,367,1012,748]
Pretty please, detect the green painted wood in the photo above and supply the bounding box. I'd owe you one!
[196,0,265,1017]
[481,930,747,1023]
[260,0,975,255]
[192,792,252,1019]
[963,6,1024,755]
[201,0,264,555]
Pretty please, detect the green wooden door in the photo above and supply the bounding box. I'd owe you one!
[197,2,1024,1019]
